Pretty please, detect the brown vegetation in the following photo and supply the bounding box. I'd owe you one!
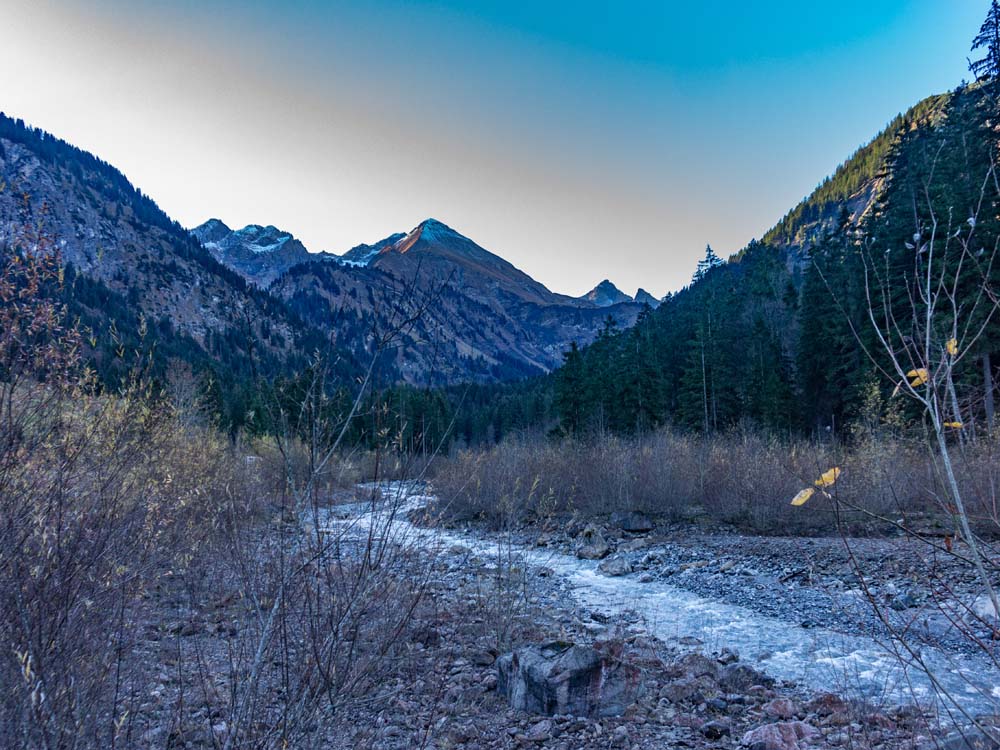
[432,428,1000,536]
[0,231,433,749]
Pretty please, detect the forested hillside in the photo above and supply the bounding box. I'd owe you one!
[547,83,1000,439]
[0,113,358,434]
[322,83,1000,448]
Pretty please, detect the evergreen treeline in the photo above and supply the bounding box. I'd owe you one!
[6,81,999,450]
[549,84,1000,439]
[764,95,949,250]
[220,83,1000,448]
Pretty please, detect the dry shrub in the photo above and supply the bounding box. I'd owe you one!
[433,428,1000,535]
[0,238,251,748]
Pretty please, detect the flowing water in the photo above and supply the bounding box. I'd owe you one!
[322,483,1000,720]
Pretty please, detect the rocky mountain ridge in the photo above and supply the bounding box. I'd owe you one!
[0,111,646,388]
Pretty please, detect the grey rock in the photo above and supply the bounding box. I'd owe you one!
[716,648,740,665]
[525,719,553,742]
[740,721,818,750]
[496,641,641,718]
[719,663,773,692]
[598,556,633,577]
[701,720,731,740]
[972,594,1000,622]
[611,511,654,534]
[576,526,611,560]
[469,649,496,667]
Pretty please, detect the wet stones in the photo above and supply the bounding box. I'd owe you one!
[598,556,633,577]
[576,526,611,560]
[740,720,818,750]
[611,511,654,534]
[496,641,641,718]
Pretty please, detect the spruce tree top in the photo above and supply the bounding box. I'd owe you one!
[693,244,724,283]
[970,0,1000,81]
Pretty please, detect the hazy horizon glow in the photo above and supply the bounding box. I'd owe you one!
[2,0,984,297]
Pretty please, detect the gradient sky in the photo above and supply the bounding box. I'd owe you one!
[2,0,985,297]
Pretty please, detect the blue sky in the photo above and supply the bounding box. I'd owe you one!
[4,0,986,296]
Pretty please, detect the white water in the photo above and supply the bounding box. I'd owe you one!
[322,483,1000,721]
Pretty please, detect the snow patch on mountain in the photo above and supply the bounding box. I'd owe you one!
[338,232,406,267]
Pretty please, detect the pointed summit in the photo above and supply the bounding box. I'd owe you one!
[634,288,660,308]
[580,279,632,307]
[355,218,558,306]
[393,218,465,254]
[191,218,232,245]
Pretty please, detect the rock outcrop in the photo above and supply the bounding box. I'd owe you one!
[496,641,641,717]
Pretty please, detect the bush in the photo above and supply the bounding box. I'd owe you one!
[432,428,999,535]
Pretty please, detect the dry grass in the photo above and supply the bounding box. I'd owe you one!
[0,237,430,749]
[432,428,1000,535]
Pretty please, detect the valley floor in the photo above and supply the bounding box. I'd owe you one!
[122,486,999,750]
[319,486,999,749]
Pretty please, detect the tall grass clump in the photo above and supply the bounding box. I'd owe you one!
[433,427,996,535]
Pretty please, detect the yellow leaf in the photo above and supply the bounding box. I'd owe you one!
[906,368,929,387]
[791,487,815,506]
[814,467,841,488]
[943,421,963,429]
[946,338,958,356]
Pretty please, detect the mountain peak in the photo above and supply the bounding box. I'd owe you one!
[191,218,232,245]
[397,218,461,251]
[635,288,660,308]
[339,232,406,267]
[581,279,632,307]
[189,220,313,286]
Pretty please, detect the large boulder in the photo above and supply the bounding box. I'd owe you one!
[576,525,610,560]
[972,594,1000,622]
[612,510,654,534]
[598,556,633,577]
[496,641,641,717]
[719,663,774,692]
[741,721,818,750]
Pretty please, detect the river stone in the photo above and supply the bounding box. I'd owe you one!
[496,641,641,717]
[576,526,610,560]
[598,556,633,577]
[741,721,818,750]
[763,698,797,719]
[701,720,731,740]
[719,663,773,692]
[931,730,1000,749]
[972,594,1000,621]
[611,510,654,533]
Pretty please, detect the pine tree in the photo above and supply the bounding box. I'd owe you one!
[555,342,586,434]
[971,0,1000,81]
[692,244,723,283]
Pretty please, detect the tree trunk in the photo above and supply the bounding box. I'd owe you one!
[983,351,995,434]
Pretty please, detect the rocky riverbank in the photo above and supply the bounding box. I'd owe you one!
[330,532,948,750]
[120,488,997,749]
[434,508,1000,658]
